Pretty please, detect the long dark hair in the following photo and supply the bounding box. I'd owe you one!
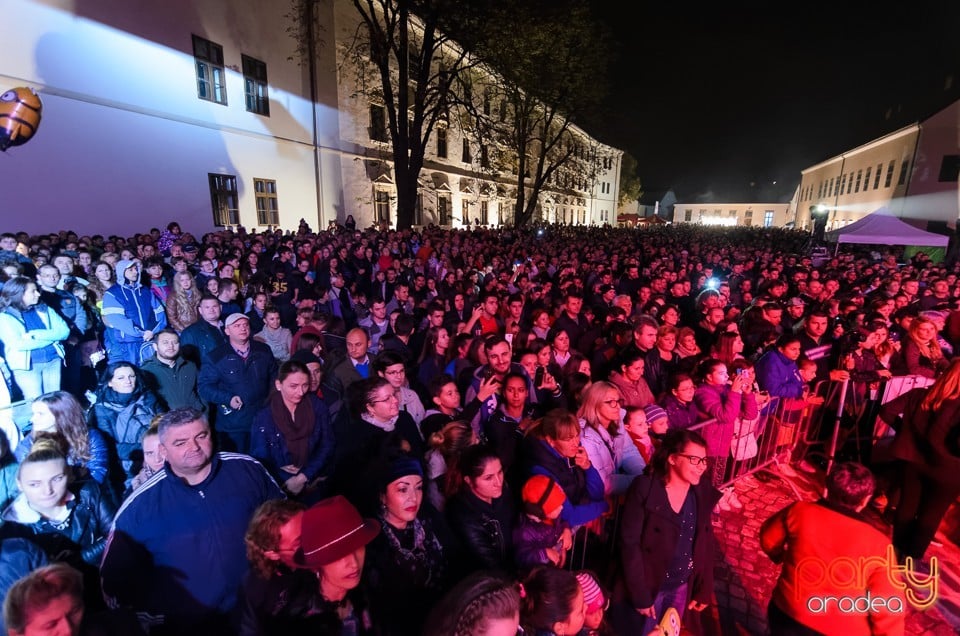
[446,444,499,499]
[520,566,581,633]
[0,276,37,312]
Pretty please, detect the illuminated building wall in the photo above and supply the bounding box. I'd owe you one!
[1,0,622,235]
[795,99,960,230]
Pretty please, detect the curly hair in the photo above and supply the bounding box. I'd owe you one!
[34,391,91,463]
[244,499,307,579]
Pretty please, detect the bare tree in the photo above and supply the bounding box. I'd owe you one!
[462,0,610,227]
[338,0,483,229]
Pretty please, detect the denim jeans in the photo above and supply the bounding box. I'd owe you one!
[13,359,62,400]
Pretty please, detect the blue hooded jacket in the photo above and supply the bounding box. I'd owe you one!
[102,259,167,343]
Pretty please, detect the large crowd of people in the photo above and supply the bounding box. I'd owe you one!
[0,218,957,635]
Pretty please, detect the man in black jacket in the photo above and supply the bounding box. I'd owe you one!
[198,314,278,453]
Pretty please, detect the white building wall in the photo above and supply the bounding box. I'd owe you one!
[903,100,960,225]
[1,0,622,236]
[672,203,791,227]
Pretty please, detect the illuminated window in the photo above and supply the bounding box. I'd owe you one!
[764,211,774,227]
[208,174,238,226]
[253,179,278,226]
[242,55,269,116]
[436,127,447,158]
[193,36,227,105]
[369,105,387,142]
[375,190,391,225]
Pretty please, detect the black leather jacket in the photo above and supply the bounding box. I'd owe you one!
[446,487,515,573]
[1,480,115,565]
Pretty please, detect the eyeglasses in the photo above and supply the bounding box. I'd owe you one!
[383,369,405,376]
[370,394,399,404]
[603,399,625,408]
[677,454,709,466]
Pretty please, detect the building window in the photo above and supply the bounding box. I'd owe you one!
[436,127,447,158]
[193,35,227,105]
[499,99,507,122]
[854,169,862,192]
[483,91,491,116]
[884,160,896,187]
[863,167,872,190]
[898,160,910,185]
[242,55,269,116]
[684,209,692,222]
[480,200,488,224]
[375,190,391,225]
[208,174,238,226]
[830,177,836,196]
[744,209,753,218]
[846,172,854,194]
[839,174,847,195]
[938,155,960,182]
[480,145,489,169]
[764,211,774,227]
[369,105,387,142]
[253,179,278,226]
[461,138,471,163]
[438,195,450,225]
[461,200,470,225]
[874,163,883,189]
[817,182,823,199]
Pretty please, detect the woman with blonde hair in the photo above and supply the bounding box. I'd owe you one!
[881,358,960,561]
[891,315,949,378]
[165,270,200,332]
[577,382,646,497]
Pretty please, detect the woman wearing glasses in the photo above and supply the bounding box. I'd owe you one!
[577,382,647,497]
[611,429,718,635]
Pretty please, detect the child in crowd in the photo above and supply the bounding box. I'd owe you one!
[127,424,163,494]
[575,570,614,636]
[513,475,573,569]
[623,406,655,464]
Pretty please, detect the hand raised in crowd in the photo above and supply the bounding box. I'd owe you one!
[574,445,591,470]
[829,369,850,382]
[477,374,500,402]
[538,370,558,392]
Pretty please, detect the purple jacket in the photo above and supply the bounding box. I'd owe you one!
[693,384,758,457]
[512,515,568,569]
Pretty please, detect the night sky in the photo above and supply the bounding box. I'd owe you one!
[582,2,960,204]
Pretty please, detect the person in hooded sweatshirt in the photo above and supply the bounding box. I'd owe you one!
[101,259,167,365]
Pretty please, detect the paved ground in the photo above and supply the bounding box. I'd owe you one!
[704,463,960,635]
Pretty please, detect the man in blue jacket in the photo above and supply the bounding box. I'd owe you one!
[100,408,282,635]
[101,259,166,365]
[198,314,277,454]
